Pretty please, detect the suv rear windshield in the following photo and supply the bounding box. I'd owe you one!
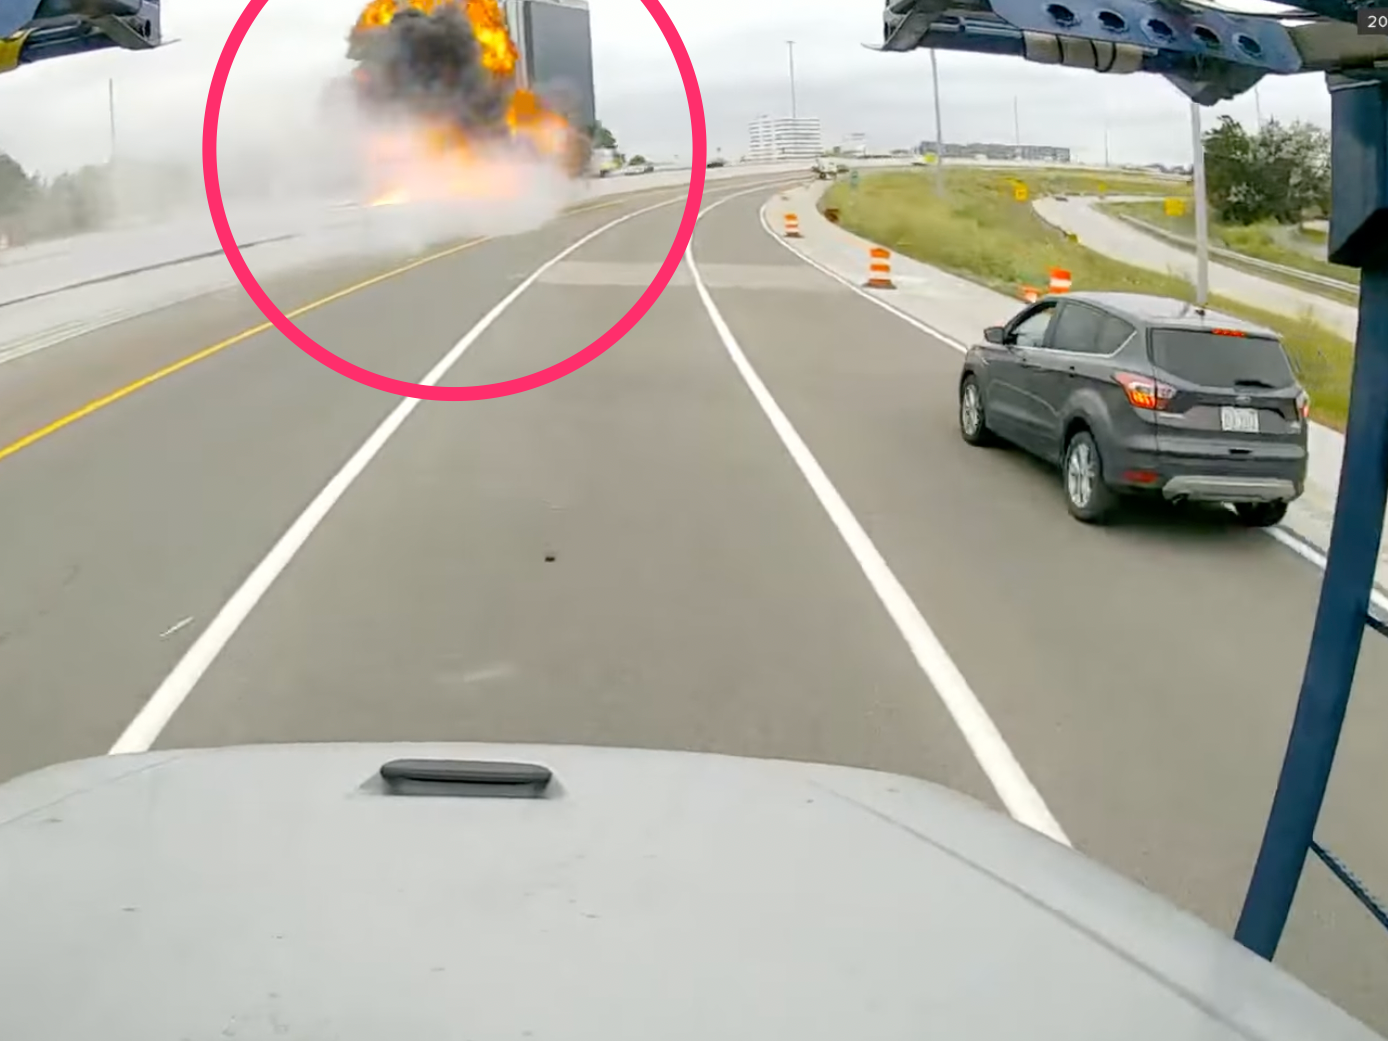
[1149,328,1296,389]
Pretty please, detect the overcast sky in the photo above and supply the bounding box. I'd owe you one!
[0,0,1332,178]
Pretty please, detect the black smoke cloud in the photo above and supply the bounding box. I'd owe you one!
[347,7,515,142]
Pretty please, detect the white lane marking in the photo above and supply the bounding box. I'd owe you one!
[691,193,1071,846]
[158,616,194,640]
[460,663,515,684]
[759,199,1388,609]
[1265,523,1388,616]
[110,178,802,756]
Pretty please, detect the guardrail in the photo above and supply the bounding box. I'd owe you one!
[1114,212,1359,298]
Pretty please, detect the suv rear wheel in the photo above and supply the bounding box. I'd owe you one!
[1234,501,1288,527]
[1063,430,1117,524]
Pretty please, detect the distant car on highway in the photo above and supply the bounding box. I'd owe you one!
[958,292,1310,526]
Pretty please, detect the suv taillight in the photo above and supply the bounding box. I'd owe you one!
[1115,372,1176,411]
[1296,389,1310,420]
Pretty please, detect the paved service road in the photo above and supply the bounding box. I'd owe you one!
[1032,195,1358,340]
[0,175,1385,1033]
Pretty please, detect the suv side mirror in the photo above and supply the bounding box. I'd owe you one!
[984,326,1007,345]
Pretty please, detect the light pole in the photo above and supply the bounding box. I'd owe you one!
[786,40,798,121]
[1189,99,1211,307]
[929,48,945,195]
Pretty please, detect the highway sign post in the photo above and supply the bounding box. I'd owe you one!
[873,0,1388,965]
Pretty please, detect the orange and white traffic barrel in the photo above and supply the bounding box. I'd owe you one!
[784,213,802,238]
[1048,268,1072,294]
[866,247,896,290]
[1020,285,1041,304]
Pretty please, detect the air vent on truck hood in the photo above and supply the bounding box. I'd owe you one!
[378,758,553,799]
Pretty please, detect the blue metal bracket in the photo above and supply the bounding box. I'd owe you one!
[0,0,161,72]
[872,0,1388,102]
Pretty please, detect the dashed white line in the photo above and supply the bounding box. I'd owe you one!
[690,191,1071,846]
[109,177,802,756]
[158,616,194,640]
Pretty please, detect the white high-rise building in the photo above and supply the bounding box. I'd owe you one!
[747,116,822,162]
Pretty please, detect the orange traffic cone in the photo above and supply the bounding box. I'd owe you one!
[866,247,896,290]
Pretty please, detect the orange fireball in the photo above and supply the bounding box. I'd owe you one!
[351,0,583,205]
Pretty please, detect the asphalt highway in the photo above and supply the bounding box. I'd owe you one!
[0,172,1385,1032]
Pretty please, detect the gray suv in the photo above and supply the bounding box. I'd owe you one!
[958,292,1310,525]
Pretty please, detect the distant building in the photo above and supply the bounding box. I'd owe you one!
[840,132,867,157]
[918,140,1072,163]
[504,0,597,131]
[748,116,823,161]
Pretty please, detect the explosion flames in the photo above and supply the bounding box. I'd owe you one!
[348,0,586,206]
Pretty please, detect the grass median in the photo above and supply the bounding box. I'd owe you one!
[821,167,1351,430]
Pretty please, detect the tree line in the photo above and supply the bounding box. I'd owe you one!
[1202,114,1330,227]
[0,153,110,245]
[0,152,206,246]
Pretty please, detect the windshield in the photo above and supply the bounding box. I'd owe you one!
[1149,328,1297,388]
[0,1,1384,1038]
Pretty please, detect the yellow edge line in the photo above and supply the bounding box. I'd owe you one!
[0,192,658,467]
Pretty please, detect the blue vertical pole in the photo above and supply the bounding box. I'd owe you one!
[1234,76,1388,959]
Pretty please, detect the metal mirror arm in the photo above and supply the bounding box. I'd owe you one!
[873,0,1388,960]
[0,0,160,73]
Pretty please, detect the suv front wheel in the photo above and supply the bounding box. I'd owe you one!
[1063,430,1117,524]
[959,375,995,447]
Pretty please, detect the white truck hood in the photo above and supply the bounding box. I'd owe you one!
[0,742,1379,1041]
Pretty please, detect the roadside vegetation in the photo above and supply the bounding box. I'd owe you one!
[820,166,1351,430]
[1102,115,1355,303]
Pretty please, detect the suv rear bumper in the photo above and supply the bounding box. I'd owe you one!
[1100,432,1305,503]
[1160,475,1300,504]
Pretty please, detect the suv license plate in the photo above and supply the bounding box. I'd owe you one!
[1220,406,1260,434]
